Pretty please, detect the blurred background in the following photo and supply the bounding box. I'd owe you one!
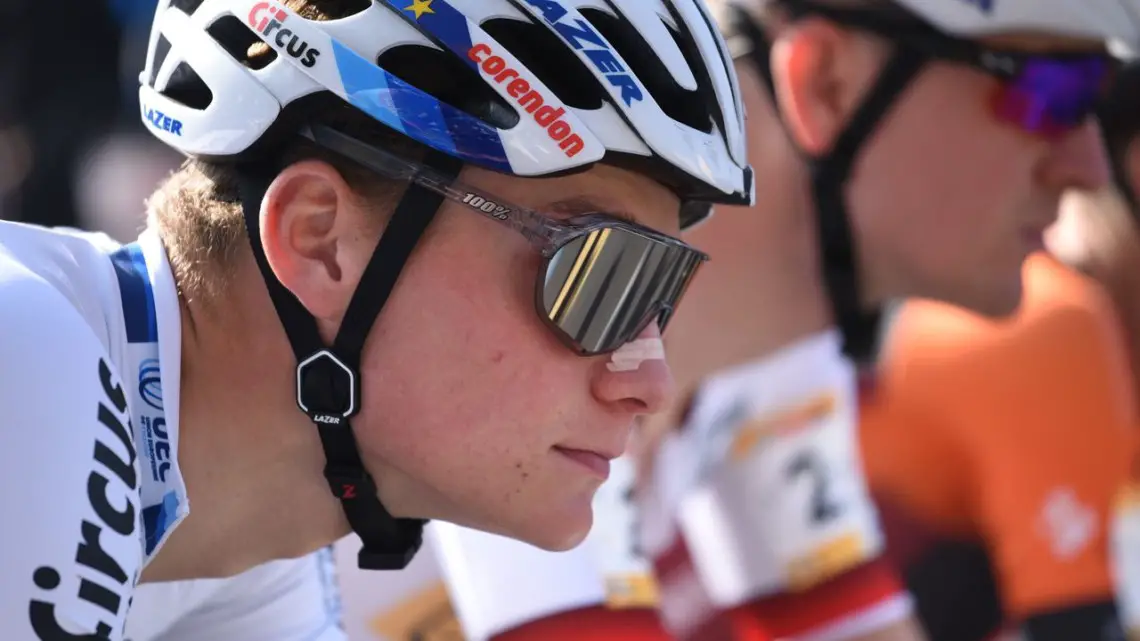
[0,0,181,241]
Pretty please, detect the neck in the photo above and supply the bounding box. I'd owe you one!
[140,258,349,582]
[661,174,834,430]
[738,234,833,359]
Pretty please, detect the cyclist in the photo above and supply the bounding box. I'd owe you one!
[633,0,1136,639]
[854,62,1140,641]
[0,0,752,638]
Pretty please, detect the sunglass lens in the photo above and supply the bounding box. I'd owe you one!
[993,57,1111,135]
[540,227,704,355]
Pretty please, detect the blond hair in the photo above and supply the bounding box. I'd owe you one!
[147,0,423,304]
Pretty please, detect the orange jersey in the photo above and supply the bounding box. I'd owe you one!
[861,252,1138,622]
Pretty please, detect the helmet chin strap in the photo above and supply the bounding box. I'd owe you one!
[236,146,463,570]
[732,5,926,365]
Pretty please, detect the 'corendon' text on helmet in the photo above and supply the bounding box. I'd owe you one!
[468,43,586,158]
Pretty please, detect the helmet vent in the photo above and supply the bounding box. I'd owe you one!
[480,17,607,111]
[207,14,279,70]
[377,44,520,129]
[149,35,173,87]
[169,0,208,16]
[161,62,214,110]
[581,6,715,134]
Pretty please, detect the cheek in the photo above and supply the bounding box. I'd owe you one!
[853,67,1032,266]
[349,225,585,483]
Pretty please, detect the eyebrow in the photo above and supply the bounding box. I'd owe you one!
[541,196,637,224]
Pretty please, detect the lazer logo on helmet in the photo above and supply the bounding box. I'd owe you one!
[142,104,182,136]
[520,0,644,107]
[469,43,585,158]
[247,1,321,68]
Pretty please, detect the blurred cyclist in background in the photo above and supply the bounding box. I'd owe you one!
[633,1,1138,641]
[855,58,1140,641]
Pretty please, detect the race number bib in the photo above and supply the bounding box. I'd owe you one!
[586,456,659,609]
[1112,482,1140,640]
[674,331,885,605]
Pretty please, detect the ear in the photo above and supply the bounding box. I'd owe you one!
[770,17,881,156]
[260,159,376,343]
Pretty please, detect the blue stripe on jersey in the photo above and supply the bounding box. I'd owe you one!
[141,490,180,555]
[111,241,183,558]
[111,244,157,344]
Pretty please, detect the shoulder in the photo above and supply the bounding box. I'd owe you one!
[0,221,123,340]
[863,254,1134,477]
[0,261,143,638]
[884,254,1127,393]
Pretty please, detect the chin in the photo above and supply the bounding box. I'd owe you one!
[528,525,592,552]
[501,503,594,552]
[950,278,1024,319]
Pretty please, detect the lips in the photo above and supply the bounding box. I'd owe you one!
[553,446,615,480]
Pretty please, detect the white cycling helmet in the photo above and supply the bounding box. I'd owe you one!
[886,0,1140,54]
[716,0,1140,52]
[138,0,755,227]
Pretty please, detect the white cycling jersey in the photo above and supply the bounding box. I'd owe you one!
[0,221,345,641]
[126,547,344,641]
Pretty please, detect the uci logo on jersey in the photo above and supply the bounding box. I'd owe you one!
[139,359,172,483]
[142,104,183,137]
[247,1,321,68]
[28,358,139,641]
[520,0,644,107]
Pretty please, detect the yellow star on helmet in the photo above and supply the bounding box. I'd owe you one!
[404,0,434,20]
